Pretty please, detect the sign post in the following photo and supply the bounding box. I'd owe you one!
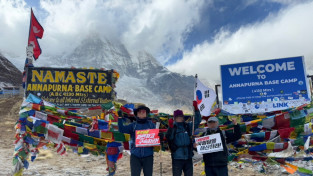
[221,56,311,114]
[25,67,114,108]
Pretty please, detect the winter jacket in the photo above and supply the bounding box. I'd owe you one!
[202,124,241,166]
[118,118,156,158]
[166,111,201,160]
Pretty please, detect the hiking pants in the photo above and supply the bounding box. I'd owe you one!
[205,165,228,176]
[130,154,153,176]
[172,158,193,176]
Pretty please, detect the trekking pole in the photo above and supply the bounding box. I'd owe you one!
[160,157,162,176]
[156,122,162,176]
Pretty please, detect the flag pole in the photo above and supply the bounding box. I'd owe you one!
[192,74,197,136]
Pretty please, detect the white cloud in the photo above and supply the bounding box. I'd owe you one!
[122,0,204,64]
[168,1,313,84]
[0,0,29,56]
[268,0,310,5]
[0,0,204,64]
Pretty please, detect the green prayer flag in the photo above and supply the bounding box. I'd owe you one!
[240,124,247,133]
[35,125,47,134]
[290,110,306,127]
[13,157,18,165]
[53,122,64,129]
[218,116,228,125]
[298,167,313,174]
[18,151,28,159]
[228,154,236,161]
[113,132,126,142]
[294,125,304,136]
[294,137,305,146]
[101,101,114,110]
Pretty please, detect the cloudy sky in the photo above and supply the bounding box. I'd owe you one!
[1,0,313,83]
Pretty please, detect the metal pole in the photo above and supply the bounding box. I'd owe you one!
[160,162,162,176]
[307,75,313,102]
[215,84,221,108]
[192,74,198,135]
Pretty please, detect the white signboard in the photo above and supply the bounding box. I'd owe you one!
[195,133,224,154]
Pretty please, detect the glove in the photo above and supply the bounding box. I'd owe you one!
[117,110,123,117]
[158,132,164,140]
[193,101,199,111]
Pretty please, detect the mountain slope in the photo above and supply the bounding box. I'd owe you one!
[0,53,22,88]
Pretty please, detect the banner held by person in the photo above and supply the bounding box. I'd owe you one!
[194,77,217,116]
[195,133,224,154]
[135,129,160,147]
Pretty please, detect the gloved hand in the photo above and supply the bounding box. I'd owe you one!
[158,132,164,140]
[117,110,123,117]
[193,101,199,111]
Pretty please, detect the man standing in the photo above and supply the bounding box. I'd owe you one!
[166,101,201,176]
[118,105,155,176]
[201,117,241,176]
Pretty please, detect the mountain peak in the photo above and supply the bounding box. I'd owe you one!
[10,37,195,112]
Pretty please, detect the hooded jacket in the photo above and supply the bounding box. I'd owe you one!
[166,111,201,160]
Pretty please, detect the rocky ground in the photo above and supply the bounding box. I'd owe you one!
[0,96,277,176]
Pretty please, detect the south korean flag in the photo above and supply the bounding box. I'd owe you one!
[194,78,216,116]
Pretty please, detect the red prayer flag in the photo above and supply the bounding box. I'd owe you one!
[48,129,60,140]
[278,127,295,139]
[28,8,44,60]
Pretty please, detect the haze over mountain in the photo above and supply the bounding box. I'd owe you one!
[2,37,196,112]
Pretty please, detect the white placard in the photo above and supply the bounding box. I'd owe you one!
[195,133,224,154]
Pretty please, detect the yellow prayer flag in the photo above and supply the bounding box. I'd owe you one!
[13,168,24,176]
[84,143,97,150]
[78,147,83,153]
[257,115,267,119]
[100,113,105,120]
[124,134,130,141]
[101,131,113,140]
[290,131,297,139]
[237,149,249,155]
[250,119,262,124]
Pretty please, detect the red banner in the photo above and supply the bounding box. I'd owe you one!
[28,8,44,60]
[135,129,160,147]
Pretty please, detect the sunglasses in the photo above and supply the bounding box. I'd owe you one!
[208,121,216,123]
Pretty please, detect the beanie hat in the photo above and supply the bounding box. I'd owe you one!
[173,109,184,118]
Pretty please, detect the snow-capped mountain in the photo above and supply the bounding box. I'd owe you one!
[32,37,195,112]
[0,53,22,89]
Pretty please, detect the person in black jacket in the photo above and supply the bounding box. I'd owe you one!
[199,116,241,176]
[166,101,201,176]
